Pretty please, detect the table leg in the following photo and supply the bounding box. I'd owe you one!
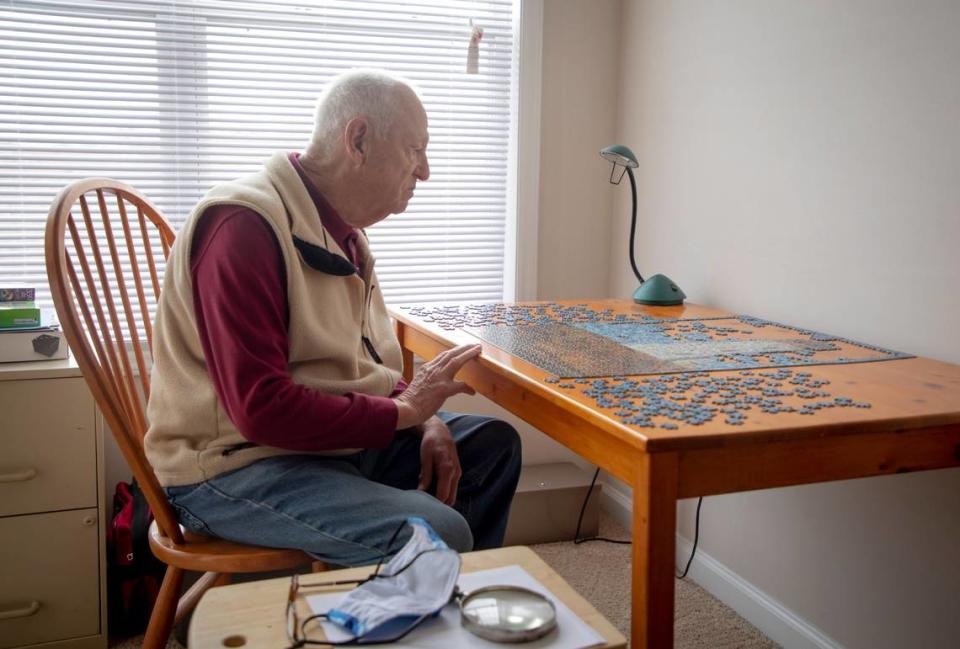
[401,347,414,383]
[394,321,415,383]
[631,452,679,648]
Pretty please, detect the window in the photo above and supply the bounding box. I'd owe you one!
[1,0,518,311]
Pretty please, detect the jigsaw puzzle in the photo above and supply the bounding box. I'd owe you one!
[402,303,911,378]
[400,303,911,428]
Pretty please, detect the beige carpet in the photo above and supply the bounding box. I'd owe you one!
[110,513,777,649]
[532,513,778,648]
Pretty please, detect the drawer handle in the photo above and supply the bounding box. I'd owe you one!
[0,600,40,620]
[0,468,38,483]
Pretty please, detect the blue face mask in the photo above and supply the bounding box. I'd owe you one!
[325,517,462,643]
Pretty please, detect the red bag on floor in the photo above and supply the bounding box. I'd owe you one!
[106,480,166,636]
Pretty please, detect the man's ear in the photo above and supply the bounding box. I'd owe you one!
[344,117,369,164]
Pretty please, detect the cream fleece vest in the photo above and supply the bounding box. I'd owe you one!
[145,152,404,487]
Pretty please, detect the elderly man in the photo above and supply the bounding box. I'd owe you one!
[145,69,521,565]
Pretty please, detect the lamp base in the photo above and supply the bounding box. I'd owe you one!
[633,273,686,306]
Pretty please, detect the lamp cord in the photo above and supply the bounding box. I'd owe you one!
[676,496,703,579]
[574,467,704,580]
[574,468,631,545]
[625,167,645,284]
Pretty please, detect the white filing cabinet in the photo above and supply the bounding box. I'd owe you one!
[0,359,107,649]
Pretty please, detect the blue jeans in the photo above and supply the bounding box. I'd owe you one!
[164,412,522,566]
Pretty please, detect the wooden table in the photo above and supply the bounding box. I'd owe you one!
[392,299,960,649]
[189,546,625,648]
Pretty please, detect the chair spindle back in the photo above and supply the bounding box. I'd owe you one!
[46,179,184,543]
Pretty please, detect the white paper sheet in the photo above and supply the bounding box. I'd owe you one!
[304,564,606,648]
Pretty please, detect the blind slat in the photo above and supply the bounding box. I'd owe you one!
[3,0,516,315]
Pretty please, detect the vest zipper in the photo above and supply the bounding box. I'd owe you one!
[362,335,383,364]
[221,441,258,456]
[360,280,392,394]
[360,280,373,332]
[360,280,383,365]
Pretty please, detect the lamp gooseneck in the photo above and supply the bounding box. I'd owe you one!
[625,166,644,285]
[600,143,686,306]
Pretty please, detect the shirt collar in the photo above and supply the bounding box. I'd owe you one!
[288,152,358,253]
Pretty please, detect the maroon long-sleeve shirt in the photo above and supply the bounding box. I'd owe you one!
[189,153,404,451]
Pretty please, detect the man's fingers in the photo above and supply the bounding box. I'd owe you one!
[450,380,475,397]
[447,480,459,506]
[437,344,481,373]
[433,380,475,403]
[444,466,461,506]
[435,463,459,505]
[420,344,480,382]
[403,345,481,427]
[440,343,481,360]
[452,343,482,364]
[418,453,434,491]
[435,470,450,503]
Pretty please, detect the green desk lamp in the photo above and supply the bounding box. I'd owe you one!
[600,144,686,306]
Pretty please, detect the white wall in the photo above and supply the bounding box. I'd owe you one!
[537,0,621,301]
[612,1,960,647]
[444,0,625,463]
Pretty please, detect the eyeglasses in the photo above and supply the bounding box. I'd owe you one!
[286,571,437,647]
[285,523,444,648]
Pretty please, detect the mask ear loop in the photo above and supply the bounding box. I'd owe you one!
[289,520,446,647]
[370,519,409,578]
[292,554,444,647]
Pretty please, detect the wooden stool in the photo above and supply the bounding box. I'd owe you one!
[189,546,626,648]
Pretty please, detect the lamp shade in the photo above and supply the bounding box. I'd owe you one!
[599,144,638,169]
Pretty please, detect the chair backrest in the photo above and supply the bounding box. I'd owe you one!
[45,178,185,544]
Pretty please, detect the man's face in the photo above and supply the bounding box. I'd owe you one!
[362,92,430,224]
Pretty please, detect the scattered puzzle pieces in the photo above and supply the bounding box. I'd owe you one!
[557,369,871,429]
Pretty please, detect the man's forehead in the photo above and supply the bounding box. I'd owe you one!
[393,93,429,141]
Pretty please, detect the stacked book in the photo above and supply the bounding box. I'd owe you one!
[0,286,69,362]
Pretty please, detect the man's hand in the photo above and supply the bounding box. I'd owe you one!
[394,344,481,429]
[418,417,461,505]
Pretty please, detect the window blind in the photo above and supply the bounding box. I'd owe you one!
[1,0,517,315]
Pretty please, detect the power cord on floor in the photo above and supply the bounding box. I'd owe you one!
[574,468,631,545]
[573,467,704,580]
[675,496,702,579]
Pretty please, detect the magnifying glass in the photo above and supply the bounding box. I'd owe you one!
[455,585,558,643]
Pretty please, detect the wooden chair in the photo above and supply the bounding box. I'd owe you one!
[45,179,318,649]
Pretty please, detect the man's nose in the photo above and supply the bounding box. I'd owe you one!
[416,153,430,181]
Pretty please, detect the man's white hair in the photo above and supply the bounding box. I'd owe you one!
[305,69,420,161]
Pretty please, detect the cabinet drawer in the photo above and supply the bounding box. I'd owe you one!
[0,508,100,648]
[0,377,96,517]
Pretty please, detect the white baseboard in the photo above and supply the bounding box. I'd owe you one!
[673,535,845,649]
[599,479,845,649]
[598,476,633,531]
